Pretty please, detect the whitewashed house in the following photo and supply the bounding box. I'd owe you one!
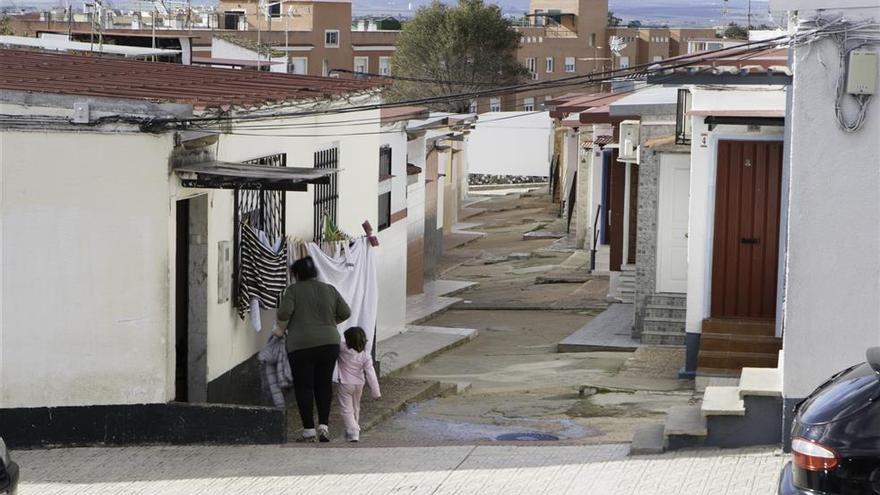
[467,111,553,184]
[0,48,391,446]
[771,0,880,447]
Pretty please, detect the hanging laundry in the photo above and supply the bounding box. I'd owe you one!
[305,237,379,353]
[258,333,293,408]
[238,223,289,327]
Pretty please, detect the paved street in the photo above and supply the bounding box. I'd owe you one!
[16,443,786,494]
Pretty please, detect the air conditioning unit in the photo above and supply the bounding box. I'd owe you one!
[619,120,640,162]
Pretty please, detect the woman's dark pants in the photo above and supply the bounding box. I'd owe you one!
[289,344,340,429]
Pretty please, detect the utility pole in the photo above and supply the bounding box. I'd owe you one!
[747,0,752,30]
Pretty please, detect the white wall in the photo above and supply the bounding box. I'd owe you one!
[374,124,410,342]
[201,108,381,383]
[468,112,553,177]
[211,37,287,72]
[0,124,174,408]
[407,135,427,244]
[684,87,786,335]
[781,5,880,398]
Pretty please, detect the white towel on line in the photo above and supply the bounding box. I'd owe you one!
[306,237,379,353]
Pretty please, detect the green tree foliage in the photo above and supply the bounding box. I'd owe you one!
[388,0,528,112]
[0,15,12,36]
[723,22,749,39]
[607,11,622,27]
[626,19,642,28]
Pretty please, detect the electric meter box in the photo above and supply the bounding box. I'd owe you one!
[618,120,640,162]
[846,50,877,96]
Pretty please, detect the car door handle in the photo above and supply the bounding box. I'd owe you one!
[740,237,760,245]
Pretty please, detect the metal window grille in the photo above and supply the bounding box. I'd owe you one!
[313,147,339,241]
[379,145,392,178]
[233,153,287,307]
[378,192,391,231]
[675,88,692,145]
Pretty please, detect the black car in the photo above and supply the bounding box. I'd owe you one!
[779,347,880,495]
[0,437,18,495]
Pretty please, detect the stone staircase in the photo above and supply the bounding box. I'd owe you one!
[611,264,636,304]
[641,293,687,346]
[698,319,781,375]
[630,356,784,455]
[591,244,611,275]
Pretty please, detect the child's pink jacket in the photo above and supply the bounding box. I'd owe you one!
[337,346,381,398]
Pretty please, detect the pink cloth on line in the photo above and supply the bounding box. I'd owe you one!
[336,346,381,398]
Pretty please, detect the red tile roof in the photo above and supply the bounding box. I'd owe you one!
[0,49,379,109]
[380,106,429,123]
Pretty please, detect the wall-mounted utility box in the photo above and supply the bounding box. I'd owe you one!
[618,120,640,162]
[846,50,877,96]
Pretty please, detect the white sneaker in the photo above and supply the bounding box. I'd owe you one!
[317,424,330,443]
[297,428,317,443]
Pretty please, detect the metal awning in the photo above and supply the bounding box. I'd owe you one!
[174,160,338,191]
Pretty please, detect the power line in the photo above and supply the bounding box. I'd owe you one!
[151,35,790,130]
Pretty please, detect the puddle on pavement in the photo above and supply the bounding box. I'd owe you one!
[375,401,602,442]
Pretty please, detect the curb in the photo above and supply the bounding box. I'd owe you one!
[382,329,479,378]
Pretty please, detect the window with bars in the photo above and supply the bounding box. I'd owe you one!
[313,147,339,241]
[378,145,392,231]
[379,145,392,179]
[234,153,287,306]
[675,88,692,145]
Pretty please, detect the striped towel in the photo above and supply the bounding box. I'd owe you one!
[238,224,289,321]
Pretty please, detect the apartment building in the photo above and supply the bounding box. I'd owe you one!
[215,0,398,77]
[485,0,721,112]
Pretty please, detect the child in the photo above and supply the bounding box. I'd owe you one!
[336,327,381,442]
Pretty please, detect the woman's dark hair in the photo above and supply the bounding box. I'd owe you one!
[292,256,318,281]
[344,327,368,353]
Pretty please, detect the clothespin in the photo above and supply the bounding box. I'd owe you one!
[362,220,379,247]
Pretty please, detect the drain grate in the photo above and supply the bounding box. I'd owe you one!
[495,432,560,442]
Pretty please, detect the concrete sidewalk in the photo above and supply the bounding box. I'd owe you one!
[558,303,639,352]
[405,280,476,325]
[378,325,479,377]
[14,443,786,494]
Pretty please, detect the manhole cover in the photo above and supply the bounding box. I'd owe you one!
[495,432,560,442]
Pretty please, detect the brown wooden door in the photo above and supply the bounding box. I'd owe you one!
[609,151,625,272]
[711,140,783,319]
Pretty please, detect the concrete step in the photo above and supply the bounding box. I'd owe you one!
[698,350,779,372]
[701,386,745,416]
[702,318,775,336]
[695,376,739,393]
[647,294,687,308]
[700,333,782,354]
[621,264,636,272]
[664,405,707,450]
[644,306,687,320]
[630,423,665,455]
[642,331,685,346]
[738,367,782,399]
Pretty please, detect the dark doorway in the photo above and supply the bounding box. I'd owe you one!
[627,163,639,265]
[175,200,190,402]
[224,12,243,30]
[710,140,783,319]
[600,149,612,245]
[175,196,209,403]
[608,151,625,272]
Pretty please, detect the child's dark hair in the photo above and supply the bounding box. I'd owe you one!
[292,256,318,281]
[344,327,368,353]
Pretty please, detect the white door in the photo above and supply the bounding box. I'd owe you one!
[656,153,690,293]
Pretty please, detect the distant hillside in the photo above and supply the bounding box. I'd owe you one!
[350,0,774,27]
[3,0,776,28]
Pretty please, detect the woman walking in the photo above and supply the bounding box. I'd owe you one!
[276,256,351,442]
